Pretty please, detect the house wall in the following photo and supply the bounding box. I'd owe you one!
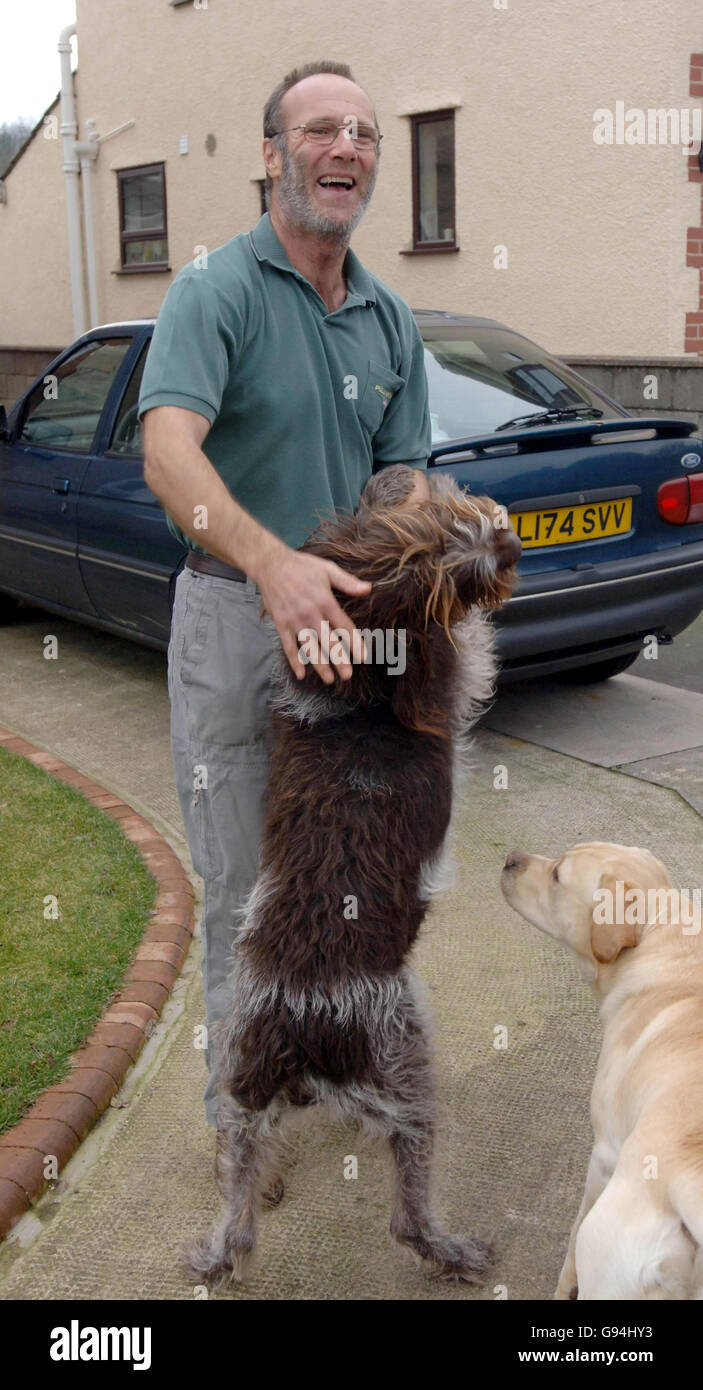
[0,95,78,350]
[1,0,702,361]
[0,347,64,413]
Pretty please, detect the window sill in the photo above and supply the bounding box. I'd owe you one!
[400,244,460,255]
[112,264,172,275]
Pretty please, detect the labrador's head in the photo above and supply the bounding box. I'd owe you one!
[500,841,673,981]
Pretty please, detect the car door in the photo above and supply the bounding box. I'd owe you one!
[0,335,134,613]
[77,332,186,643]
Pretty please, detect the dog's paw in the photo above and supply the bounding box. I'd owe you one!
[261,1177,285,1208]
[394,1222,493,1284]
[180,1230,251,1289]
[553,1279,578,1300]
[432,1233,493,1284]
[181,1236,230,1288]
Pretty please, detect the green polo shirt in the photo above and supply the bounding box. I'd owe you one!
[137,212,431,552]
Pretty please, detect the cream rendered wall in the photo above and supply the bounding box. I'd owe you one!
[0,97,77,347]
[3,0,702,355]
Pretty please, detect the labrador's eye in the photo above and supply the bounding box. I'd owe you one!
[552,865,560,883]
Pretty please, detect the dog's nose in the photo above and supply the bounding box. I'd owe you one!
[503,849,524,870]
[496,525,522,568]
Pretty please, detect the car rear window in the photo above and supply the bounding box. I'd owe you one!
[422,325,624,443]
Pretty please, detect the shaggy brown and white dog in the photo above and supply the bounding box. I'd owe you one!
[185,464,520,1286]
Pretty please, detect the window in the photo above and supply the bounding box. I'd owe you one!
[410,111,456,251]
[107,344,148,456]
[117,164,168,270]
[19,339,133,453]
[421,325,622,444]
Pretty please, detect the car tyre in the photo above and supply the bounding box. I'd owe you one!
[0,592,20,624]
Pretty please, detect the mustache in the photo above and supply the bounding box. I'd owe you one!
[276,145,378,239]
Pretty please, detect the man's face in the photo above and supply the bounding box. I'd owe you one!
[266,75,380,243]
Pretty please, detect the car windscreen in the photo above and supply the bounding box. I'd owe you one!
[421,325,625,444]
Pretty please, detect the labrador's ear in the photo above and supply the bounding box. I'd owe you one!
[590,874,643,964]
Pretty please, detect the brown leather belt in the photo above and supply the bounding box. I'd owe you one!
[186,550,247,582]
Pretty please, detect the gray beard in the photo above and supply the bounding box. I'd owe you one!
[275,141,378,246]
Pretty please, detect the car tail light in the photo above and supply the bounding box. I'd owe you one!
[657,473,703,525]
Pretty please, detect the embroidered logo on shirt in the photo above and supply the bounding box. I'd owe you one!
[374,384,393,409]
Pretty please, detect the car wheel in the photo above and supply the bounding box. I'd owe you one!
[556,651,640,684]
[0,592,20,624]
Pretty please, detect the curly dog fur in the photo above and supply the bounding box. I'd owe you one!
[183,465,519,1286]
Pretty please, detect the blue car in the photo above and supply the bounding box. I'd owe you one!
[1,313,702,682]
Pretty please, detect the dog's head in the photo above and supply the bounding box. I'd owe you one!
[288,465,520,732]
[500,841,674,983]
[312,465,521,629]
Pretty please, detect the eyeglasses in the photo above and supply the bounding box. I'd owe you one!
[269,120,382,151]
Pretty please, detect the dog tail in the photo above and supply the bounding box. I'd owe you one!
[223,1007,309,1112]
[221,998,375,1112]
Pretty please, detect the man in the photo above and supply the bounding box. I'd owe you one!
[138,60,432,1129]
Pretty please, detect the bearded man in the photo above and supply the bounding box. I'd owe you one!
[138,60,431,1128]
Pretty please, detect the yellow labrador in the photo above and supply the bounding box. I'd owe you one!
[501,841,703,1300]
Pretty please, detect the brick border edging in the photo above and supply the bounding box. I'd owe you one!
[0,727,195,1241]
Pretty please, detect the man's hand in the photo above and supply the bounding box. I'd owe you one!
[254,547,372,685]
[142,407,372,684]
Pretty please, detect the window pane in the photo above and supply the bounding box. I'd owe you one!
[108,345,147,456]
[19,340,132,452]
[417,118,454,243]
[123,172,164,233]
[124,238,168,265]
[422,327,620,443]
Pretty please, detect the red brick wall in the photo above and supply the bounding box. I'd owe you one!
[684,53,703,354]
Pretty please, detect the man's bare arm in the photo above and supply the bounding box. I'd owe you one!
[142,405,370,684]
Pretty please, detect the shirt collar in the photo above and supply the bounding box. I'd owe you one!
[249,212,377,308]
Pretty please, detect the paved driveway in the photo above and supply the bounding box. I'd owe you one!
[1,609,702,1299]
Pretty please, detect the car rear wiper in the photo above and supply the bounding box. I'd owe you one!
[494,406,604,432]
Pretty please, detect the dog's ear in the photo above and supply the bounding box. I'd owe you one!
[590,872,644,963]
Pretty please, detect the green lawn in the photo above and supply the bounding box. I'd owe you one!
[0,745,158,1134]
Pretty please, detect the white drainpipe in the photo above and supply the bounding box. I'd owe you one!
[75,121,100,327]
[58,23,87,337]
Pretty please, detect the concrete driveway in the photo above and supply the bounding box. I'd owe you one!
[1,607,702,1300]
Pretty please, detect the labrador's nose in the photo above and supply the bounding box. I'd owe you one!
[503,849,524,870]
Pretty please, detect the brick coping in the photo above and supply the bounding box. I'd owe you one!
[0,726,195,1241]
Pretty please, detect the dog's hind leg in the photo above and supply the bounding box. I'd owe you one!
[576,1175,697,1300]
[182,1095,285,1287]
[386,1091,492,1283]
[554,1144,613,1299]
[356,974,492,1283]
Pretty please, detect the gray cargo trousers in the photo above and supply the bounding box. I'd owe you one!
[168,564,280,1126]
